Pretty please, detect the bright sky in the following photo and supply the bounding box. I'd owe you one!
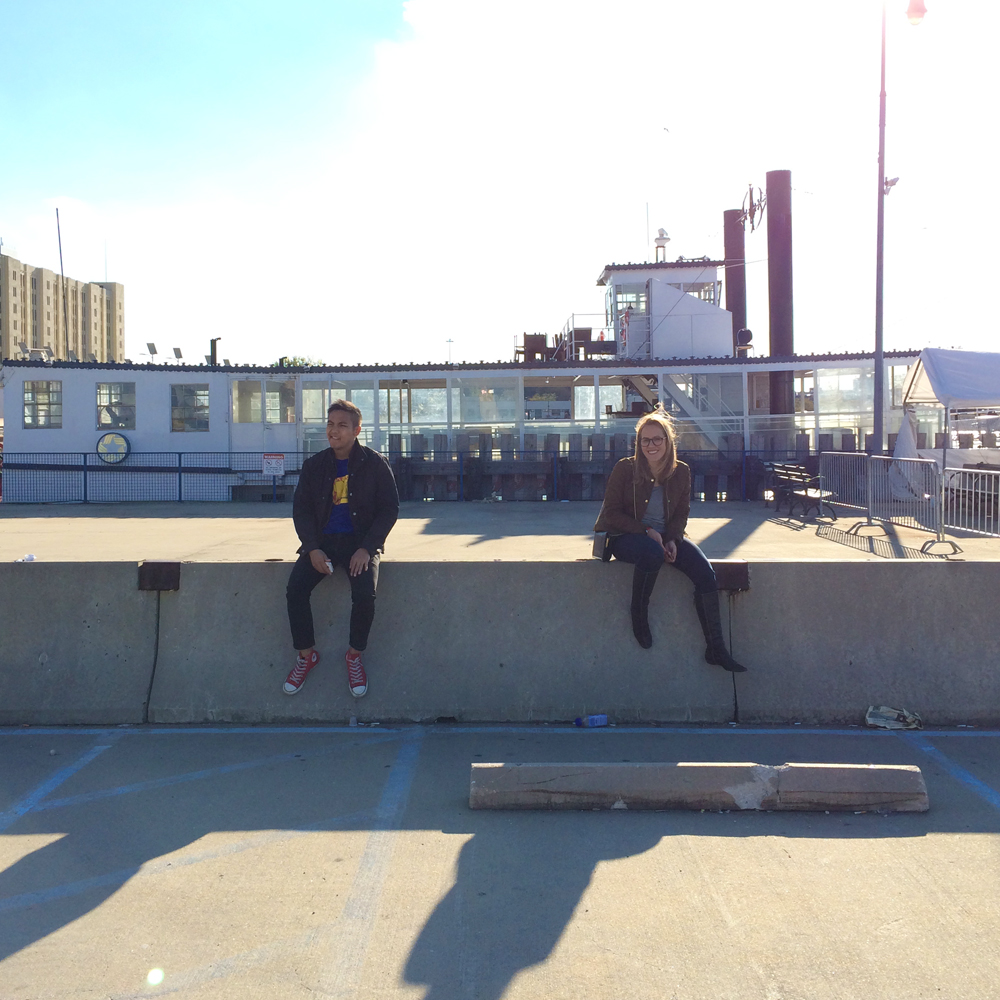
[1,0,994,367]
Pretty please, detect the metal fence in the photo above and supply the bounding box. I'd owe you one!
[1,448,809,504]
[817,452,869,512]
[820,451,1000,548]
[0,452,308,504]
[867,455,941,533]
[821,451,941,534]
[943,466,1000,537]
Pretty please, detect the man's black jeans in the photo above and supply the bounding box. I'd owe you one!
[286,532,379,652]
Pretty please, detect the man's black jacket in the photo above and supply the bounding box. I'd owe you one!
[292,442,399,556]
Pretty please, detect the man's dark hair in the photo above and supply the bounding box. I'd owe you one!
[328,399,362,428]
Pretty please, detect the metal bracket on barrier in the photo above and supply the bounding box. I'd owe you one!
[711,559,750,592]
[846,520,888,537]
[138,561,181,591]
[920,539,963,556]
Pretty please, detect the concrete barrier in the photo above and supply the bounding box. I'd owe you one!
[469,761,930,812]
[732,562,1000,726]
[147,562,733,724]
[0,563,158,724]
[3,560,999,726]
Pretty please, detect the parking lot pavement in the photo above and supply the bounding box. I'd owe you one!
[2,724,999,999]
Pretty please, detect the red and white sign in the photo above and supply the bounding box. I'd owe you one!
[262,453,285,476]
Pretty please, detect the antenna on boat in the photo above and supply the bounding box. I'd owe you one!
[56,208,70,360]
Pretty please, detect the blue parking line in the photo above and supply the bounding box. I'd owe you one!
[425,725,895,736]
[897,731,1000,812]
[0,726,404,736]
[31,734,400,814]
[0,739,118,833]
[320,731,423,994]
[3,724,1000,738]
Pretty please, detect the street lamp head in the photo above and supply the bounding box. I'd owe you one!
[906,0,927,25]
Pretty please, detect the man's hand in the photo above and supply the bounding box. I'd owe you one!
[663,540,677,563]
[309,549,332,574]
[349,547,371,577]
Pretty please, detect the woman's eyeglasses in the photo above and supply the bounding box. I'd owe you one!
[640,436,666,447]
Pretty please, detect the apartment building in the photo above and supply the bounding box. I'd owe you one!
[0,253,124,363]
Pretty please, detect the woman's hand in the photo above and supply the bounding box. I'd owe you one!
[645,527,676,562]
[644,526,664,550]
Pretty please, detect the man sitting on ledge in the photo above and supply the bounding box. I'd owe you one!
[284,400,399,698]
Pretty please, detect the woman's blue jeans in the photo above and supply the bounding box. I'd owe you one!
[608,534,717,594]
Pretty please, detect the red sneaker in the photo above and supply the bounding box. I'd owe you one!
[346,650,368,698]
[284,649,319,695]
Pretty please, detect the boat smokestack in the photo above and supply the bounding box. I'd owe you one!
[723,209,746,357]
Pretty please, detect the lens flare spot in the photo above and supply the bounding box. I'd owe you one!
[146,968,164,986]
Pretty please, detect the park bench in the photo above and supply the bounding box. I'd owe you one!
[765,462,838,520]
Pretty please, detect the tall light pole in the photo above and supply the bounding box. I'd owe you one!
[873,0,926,453]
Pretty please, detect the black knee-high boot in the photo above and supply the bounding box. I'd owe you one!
[694,591,747,672]
[630,566,659,649]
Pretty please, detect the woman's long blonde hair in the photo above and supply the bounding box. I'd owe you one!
[633,408,678,483]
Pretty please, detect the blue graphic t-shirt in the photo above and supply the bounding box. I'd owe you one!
[323,458,353,534]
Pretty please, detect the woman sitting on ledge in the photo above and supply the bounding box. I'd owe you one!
[594,409,746,672]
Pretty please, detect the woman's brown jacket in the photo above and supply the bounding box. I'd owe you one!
[593,457,691,543]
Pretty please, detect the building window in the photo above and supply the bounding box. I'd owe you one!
[890,365,911,408]
[171,383,210,432]
[524,380,572,421]
[23,380,63,429]
[232,380,262,423]
[614,284,648,316]
[265,379,296,423]
[97,382,136,429]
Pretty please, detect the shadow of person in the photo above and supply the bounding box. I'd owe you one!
[0,735,395,966]
[405,810,665,1000]
[0,804,185,962]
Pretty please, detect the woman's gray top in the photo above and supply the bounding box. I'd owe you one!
[642,484,666,532]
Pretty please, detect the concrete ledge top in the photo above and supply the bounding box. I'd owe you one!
[469,761,930,813]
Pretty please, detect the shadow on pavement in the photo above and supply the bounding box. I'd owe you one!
[405,815,662,999]
[2,727,998,995]
[816,522,944,560]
